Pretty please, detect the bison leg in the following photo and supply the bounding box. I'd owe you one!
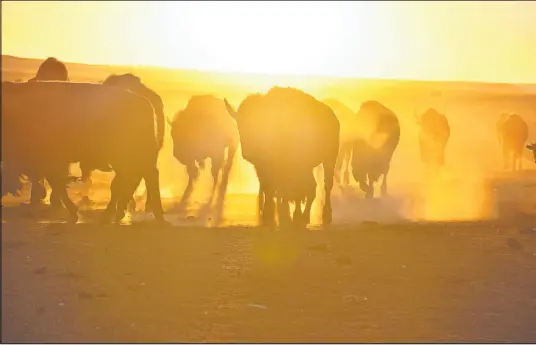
[210,153,224,202]
[115,174,142,224]
[292,198,304,227]
[257,186,265,223]
[381,166,391,198]
[49,179,64,209]
[343,147,352,187]
[143,167,165,223]
[143,188,151,213]
[255,167,275,226]
[102,173,124,224]
[79,163,94,208]
[334,143,351,187]
[514,151,522,171]
[357,179,370,197]
[29,177,47,205]
[262,187,276,227]
[46,174,78,223]
[178,163,199,210]
[323,158,336,225]
[219,144,237,201]
[278,197,292,227]
[366,178,375,199]
[302,179,317,226]
[258,172,276,227]
[381,174,388,197]
[334,148,345,186]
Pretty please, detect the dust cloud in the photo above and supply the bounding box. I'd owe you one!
[12,79,536,227]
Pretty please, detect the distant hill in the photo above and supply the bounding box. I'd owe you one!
[2,54,536,100]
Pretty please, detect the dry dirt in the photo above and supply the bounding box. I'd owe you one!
[3,181,536,343]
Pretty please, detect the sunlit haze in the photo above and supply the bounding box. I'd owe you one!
[2,1,536,83]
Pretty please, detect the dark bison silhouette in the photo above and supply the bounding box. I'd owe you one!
[168,95,239,212]
[322,98,359,188]
[2,81,164,224]
[78,73,166,211]
[497,113,528,171]
[224,87,340,226]
[352,101,400,198]
[415,108,450,169]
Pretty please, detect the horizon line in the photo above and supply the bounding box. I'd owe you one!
[2,53,536,87]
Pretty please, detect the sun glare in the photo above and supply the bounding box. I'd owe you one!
[2,1,536,82]
[140,1,397,76]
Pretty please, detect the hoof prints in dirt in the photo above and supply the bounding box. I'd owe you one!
[334,255,353,266]
[4,241,28,249]
[507,237,524,251]
[33,266,47,275]
[307,243,329,252]
[56,272,83,280]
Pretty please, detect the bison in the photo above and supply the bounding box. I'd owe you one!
[323,99,359,187]
[351,101,400,198]
[224,87,340,226]
[498,113,528,171]
[1,81,164,223]
[77,73,166,210]
[168,95,239,211]
[415,108,450,169]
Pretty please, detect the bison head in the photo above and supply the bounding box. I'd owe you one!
[223,96,279,168]
[30,57,69,82]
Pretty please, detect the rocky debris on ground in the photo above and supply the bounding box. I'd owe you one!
[247,303,268,310]
[343,295,368,303]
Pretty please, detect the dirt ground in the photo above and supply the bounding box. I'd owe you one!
[3,183,536,343]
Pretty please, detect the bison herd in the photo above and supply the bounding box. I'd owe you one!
[2,57,534,226]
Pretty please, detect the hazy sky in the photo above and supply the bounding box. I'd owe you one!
[2,1,536,82]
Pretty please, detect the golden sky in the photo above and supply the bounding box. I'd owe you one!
[2,1,536,83]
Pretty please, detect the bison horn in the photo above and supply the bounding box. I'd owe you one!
[224,98,237,118]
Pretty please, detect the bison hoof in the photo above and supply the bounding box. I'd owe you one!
[78,196,95,209]
[279,215,292,227]
[67,212,79,224]
[114,212,126,224]
[322,213,332,225]
[50,199,64,208]
[100,214,112,225]
[262,218,276,228]
[155,218,170,226]
[127,201,137,213]
[292,217,307,229]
